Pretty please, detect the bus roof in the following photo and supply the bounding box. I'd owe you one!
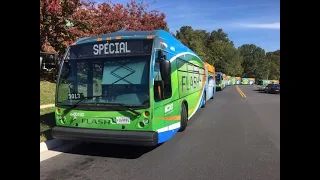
[204,62,215,73]
[74,30,154,45]
[72,30,199,59]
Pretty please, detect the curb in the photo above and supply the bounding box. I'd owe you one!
[40,139,80,154]
[40,139,64,153]
[40,104,55,109]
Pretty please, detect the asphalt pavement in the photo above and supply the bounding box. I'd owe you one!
[40,85,280,180]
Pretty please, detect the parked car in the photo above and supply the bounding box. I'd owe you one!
[264,83,280,94]
[258,85,267,91]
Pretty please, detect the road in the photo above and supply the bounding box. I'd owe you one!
[40,85,280,180]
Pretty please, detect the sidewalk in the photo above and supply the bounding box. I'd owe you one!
[40,104,55,109]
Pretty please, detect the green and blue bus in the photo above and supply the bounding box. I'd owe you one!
[215,72,226,91]
[52,30,208,146]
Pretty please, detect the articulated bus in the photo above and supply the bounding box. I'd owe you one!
[241,78,249,84]
[257,79,279,86]
[204,62,216,100]
[231,77,236,85]
[215,72,226,91]
[52,30,208,146]
[226,75,232,86]
[257,80,268,86]
[222,74,227,85]
[248,78,256,85]
[242,77,255,85]
[235,77,241,84]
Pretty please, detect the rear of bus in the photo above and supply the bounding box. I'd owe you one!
[248,78,256,85]
[222,74,227,88]
[226,76,231,86]
[215,72,223,91]
[231,77,236,85]
[52,35,163,146]
[241,78,249,85]
[204,62,215,99]
[235,77,241,84]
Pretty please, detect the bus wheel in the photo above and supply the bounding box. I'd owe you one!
[178,104,188,132]
[201,92,206,108]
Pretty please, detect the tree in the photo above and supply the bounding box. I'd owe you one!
[266,50,280,79]
[175,26,194,48]
[40,0,168,55]
[238,44,268,79]
[40,0,84,54]
[205,29,241,75]
[40,0,280,80]
[207,28,233,45]
[72,0,168,36]
[175,26,209,61]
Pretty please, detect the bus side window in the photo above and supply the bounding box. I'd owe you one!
[154,61,172,102]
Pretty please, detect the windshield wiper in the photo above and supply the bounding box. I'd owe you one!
[63,95,103,114]
[62,96,141,116]
[101,102,141,116]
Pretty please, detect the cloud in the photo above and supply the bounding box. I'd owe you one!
[232,22,280,29]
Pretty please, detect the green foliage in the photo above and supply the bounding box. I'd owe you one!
[266,50,280,79]
[175,26,280,79]
[40,0,279,80]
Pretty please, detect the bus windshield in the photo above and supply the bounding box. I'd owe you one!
[56,56,150,107]
[215,75,221,82]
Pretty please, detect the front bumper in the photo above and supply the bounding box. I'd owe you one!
[52,126,158,146]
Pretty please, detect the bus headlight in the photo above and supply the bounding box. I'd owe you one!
[144,119,149,124]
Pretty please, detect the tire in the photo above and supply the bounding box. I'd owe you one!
[178,103,188,132]
[201,92,206,108]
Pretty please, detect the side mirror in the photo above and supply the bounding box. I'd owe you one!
[160,60,171,83]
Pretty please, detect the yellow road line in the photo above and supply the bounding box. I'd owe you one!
[238,87,247,97]
[237,87,247,97]
[236,85,247,98]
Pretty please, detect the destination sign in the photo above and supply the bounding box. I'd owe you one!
[68,39,153,59]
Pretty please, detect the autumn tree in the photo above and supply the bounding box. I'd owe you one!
[40,1,279,80]
[85,0,168,35]
[40,0,85,53]
[40,0,168,55]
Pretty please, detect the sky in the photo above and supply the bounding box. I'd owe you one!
[99,0,280,52]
